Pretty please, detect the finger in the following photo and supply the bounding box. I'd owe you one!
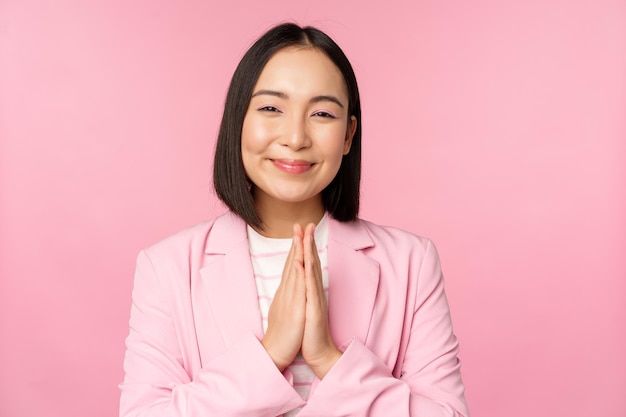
[303,223,315,265]
[275,240,296,300]
[283,223,304,270]
[283,235,297,275]
[293,224,304,268]
[307,225,324,284]
[294,222,305,238]
[303,223,314,276]
[303,226,322,308]
[293,251,305,290]
[292,225,307,298]
[303,224,325,300]
[275,231,303,307]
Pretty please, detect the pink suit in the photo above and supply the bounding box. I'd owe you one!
[120,211,469,416]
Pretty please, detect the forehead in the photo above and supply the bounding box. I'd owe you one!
[254,46,348,99]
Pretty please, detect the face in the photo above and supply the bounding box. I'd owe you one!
[241,46,357,210]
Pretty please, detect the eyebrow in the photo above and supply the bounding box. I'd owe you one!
[251,89,345,109]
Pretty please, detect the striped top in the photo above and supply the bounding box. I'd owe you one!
[247,215,329,416]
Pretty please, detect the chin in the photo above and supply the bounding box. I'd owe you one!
[270,189,323,205]
[274,195,315,204]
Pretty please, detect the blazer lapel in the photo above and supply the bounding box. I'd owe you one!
[327,217,380,348]
[200,213,263,349]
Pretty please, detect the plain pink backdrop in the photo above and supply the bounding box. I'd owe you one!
[1,1,625,416]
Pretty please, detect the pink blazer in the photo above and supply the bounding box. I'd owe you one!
[120,212,469,417]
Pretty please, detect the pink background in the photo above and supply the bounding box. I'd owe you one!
[1,1,625,416]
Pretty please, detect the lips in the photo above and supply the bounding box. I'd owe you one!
[270,159,314,174]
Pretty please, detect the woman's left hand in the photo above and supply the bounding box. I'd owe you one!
[300,223,342,379]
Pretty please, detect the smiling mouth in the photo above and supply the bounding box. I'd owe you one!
[270,159,315,174]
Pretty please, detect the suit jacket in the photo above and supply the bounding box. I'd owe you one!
[120,212,469,417]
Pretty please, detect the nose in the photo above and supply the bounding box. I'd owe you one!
[280,114,311,150]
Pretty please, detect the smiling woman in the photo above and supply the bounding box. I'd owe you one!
[119,23,469,417]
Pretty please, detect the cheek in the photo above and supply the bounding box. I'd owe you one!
[241,114,273,154]
[322,126,350,161]
[240,118,257,175]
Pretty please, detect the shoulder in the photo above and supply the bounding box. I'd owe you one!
[330,215,439,273]
[356,217,433,255]
[353,219,445,296]
[141,218,217,259]
[138,211,245,267]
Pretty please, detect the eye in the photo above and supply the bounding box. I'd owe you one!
[312,111,336,119]
[258,106,281,113]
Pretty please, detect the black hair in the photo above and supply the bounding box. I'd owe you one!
[213,23,362,229]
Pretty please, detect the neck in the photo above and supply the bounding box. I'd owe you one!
[253,194,325,238]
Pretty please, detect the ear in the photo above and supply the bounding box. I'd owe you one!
[343,115,357,155]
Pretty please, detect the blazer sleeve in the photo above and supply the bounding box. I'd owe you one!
[119,250,304,417]
[298,239,469,417]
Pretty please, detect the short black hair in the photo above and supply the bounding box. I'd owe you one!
[213,23,362,229]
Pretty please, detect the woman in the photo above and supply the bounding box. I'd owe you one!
[120,23,469,417]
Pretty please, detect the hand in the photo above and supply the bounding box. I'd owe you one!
[261,224,306,371]
[300,223,342,379]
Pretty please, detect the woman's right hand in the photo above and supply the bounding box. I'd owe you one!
[261,224,306,371]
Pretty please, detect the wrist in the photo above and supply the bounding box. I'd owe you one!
[309,347,342,379]
[261,337,291,372]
